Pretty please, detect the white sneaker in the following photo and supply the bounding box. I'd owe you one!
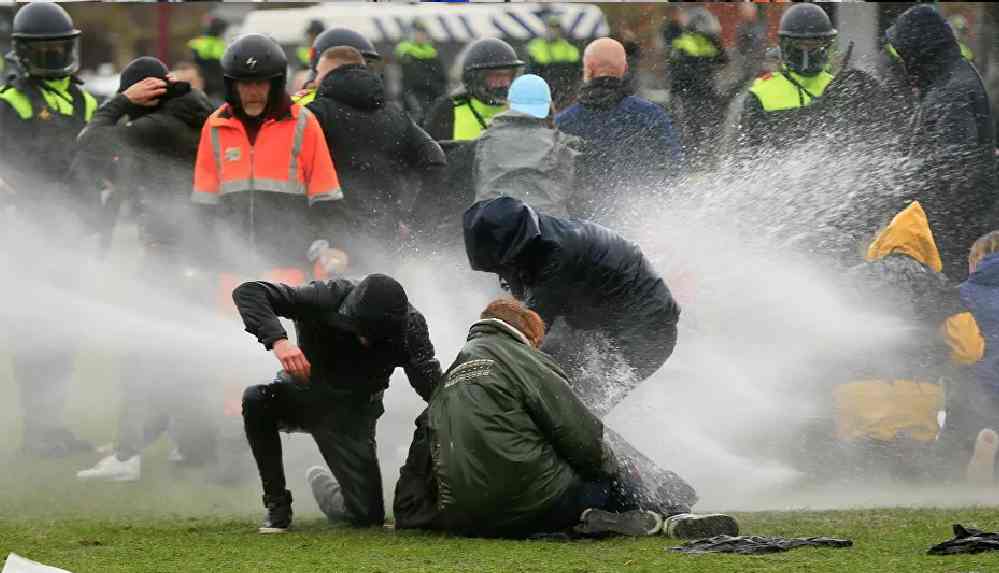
[967,428,999,485]
[76,454,141,482]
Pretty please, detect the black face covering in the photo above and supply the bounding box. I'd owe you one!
[467,69,513,105]
[780,38,831,76]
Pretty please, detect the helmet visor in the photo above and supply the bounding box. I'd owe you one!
[16,37,79,78]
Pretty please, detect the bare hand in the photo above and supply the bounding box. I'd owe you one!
[273,339,311,382]
[123,77,168,107]
[398,222,413,242]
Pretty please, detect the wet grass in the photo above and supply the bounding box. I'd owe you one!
[1,456,999,573]
[3,354,999,571]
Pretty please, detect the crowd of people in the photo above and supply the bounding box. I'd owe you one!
[2,0,998,540]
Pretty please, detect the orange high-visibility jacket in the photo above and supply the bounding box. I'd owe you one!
[192,102,341,204]
[191,102,343,266]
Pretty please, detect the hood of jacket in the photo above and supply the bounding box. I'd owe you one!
[336,274,411,342]
[316,64,385,111]
[890,5,962,90]
[463,197,542,273]
[157,88,215,129]
[579,75,629,111]
[865,201,943,273]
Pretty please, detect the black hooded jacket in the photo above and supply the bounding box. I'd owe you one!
[232,278,442,401]
[891,5,996,280]
[463,197,680,334]
[307,65,445,243]
[76,87,214,250]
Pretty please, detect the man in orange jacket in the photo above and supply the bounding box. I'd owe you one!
[193,33,345,286]
[191,34,347,490]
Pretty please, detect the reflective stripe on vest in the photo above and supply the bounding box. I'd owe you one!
[395,41,438,60]
[749,70,833,112]
[293,88,316,106]
[527,38,580,65]
[672,33,720,58]
[188,36,226,61]
[960,42,974,62]
[0,77,96,121]
[452,98,505,141]
[194,104,342,205]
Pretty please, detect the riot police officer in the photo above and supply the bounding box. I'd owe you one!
[737,3,837,150]
[188,16,228,102]
[293,27,381,106]
[423,38,525,142]
[0,1,98,457]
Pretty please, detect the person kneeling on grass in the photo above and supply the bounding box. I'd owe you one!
[232,274,442,533]
[385,298,736,539]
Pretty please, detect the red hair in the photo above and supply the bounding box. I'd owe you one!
[481,298,545,348]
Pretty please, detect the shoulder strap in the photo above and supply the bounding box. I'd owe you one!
[69,83,86,123]
[463,99,488,130]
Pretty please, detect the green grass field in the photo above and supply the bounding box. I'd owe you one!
[2,452,999,573]
[3,345,999,571]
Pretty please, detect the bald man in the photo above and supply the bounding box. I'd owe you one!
[555,38,683,224]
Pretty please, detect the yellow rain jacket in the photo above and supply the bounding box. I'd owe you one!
[836,201,949,443]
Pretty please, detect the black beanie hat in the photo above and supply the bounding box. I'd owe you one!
[118,57,169,93]
[340,274,410,341]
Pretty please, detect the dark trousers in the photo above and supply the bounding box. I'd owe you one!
[242,372,385,526]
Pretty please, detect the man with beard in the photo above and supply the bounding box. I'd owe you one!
[423,38,525,142]
[555,38,682,223]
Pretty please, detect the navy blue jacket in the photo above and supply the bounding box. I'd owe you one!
[554,77,682,222]
[961,254,999,398]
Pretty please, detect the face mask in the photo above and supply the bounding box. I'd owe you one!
[781,40,830,76]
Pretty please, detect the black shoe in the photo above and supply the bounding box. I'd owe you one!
[21,429,93,459]
[663,513,739,539]
[259,491,293,534]
[576,509,663,537]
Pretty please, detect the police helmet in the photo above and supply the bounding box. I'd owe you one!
[311,27,380,71]
[461,38,526,105]
[11,2,81,79]
[778,4,837,76]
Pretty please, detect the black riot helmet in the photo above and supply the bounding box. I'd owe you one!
[221,34,288,111]
[11,2,81,79]
[778,3,837,76]
[311,27,380,70]
[461,38,526,105]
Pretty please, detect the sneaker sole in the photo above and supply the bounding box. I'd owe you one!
[667,514,739,539]
[580,509,662,537]
[257,526,289,534]
[76,473,140,482]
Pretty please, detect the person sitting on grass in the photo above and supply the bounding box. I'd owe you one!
[940,231,999,484]
[387,298,737,539]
